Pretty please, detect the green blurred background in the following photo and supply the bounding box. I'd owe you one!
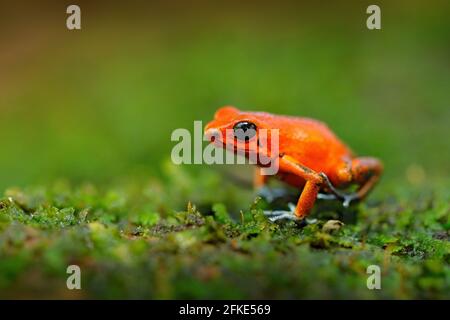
[1,0,449,193]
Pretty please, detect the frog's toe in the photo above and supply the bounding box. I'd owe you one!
[317,193,338,200]
[342,194,359,207]
[265,211,299,222]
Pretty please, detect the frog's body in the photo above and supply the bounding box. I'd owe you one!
[205,106,383,221]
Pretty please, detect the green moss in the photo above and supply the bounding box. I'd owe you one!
[0,164,448,299]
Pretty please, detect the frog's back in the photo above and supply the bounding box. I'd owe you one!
[259,113,354,172]
[253,112,346,146]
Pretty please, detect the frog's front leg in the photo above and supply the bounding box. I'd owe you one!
[263,155,324,221]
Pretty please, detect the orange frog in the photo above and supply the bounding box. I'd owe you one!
[205,106,383,221]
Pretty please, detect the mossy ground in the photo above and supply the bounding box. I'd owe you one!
[0,163,448,299]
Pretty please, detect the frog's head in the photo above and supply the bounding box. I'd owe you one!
[204,106,278,158]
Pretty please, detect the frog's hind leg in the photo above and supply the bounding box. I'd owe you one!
[350,157,383,200]
[323,157,383,207]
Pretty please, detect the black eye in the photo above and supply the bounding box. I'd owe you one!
[233,121,257,141]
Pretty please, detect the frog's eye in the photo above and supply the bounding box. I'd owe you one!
[233,121,257,141]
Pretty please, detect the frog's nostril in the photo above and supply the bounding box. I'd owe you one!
[204,129,220,142]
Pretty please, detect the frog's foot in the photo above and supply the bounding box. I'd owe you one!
[257,186,292,203]
[318,191,359,207]
[263,203,318,224]
[265,210,299,222]
[317,193,338,201]
[317,192,357,207]
[263,203,296,222]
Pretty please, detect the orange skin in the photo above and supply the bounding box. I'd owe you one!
[205,106,383,219]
